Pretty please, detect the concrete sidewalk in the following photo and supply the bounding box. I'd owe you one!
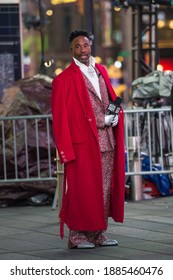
[0,196,173,260]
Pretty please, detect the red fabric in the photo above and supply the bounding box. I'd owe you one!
[51,61,125,238]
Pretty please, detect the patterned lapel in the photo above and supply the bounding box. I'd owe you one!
[81,68,111,113]
[95,67,110,112]
[82,73,102,101]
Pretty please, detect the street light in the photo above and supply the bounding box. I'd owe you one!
[51,0,77,4]
[112,0,173,7]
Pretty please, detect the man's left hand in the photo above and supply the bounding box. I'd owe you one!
[111,115,118,127]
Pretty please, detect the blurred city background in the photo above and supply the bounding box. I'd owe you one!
[1,0,173,105]
[0,0,173,208]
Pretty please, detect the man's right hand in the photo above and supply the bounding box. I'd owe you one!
[105,115,115,126]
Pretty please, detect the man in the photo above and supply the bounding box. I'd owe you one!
[51,30,125,249]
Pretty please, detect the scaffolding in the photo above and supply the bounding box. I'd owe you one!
[131,3,159,80]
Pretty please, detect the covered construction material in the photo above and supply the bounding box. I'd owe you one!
[0,75,56,207]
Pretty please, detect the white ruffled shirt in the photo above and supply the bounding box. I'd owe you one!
[73,56,102,100]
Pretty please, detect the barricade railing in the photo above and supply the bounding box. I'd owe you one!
[125,107,173,175]
[0,114,56,183]
[0,107,173,207]
[124,106,173,200]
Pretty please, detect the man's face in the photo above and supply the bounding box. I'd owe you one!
[70,35,91,66]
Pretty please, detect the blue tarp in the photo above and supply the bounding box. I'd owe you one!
[125,152,171,196]
[141,154,170,196]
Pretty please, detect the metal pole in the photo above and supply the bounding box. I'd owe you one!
[84,0,95,55]
[38,0,46,74]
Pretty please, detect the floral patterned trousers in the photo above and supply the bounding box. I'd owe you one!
[68,150,114,248]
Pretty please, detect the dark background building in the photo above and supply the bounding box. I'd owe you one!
[1,0,173,103]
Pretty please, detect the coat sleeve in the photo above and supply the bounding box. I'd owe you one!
[51,76,75,164]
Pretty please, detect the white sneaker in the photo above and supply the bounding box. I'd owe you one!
[99,239,118,246]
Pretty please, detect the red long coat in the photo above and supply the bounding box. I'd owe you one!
[51,60,125,238]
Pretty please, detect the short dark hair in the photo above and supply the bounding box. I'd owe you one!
[69,30,90,43]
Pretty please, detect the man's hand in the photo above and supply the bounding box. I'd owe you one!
[105,115,119,127]
[111,115,118,127]
[105,115,114,126]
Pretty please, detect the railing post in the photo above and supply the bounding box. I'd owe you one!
[128,136,143,201]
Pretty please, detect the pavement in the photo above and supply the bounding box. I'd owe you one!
[0,196,173,260]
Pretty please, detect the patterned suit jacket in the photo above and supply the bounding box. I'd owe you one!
[82,70,115,152]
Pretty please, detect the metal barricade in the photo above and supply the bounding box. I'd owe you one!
[125,107,173,200]
[0,114,58,208]
[0,114,56,182]
[0,107,173,208]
